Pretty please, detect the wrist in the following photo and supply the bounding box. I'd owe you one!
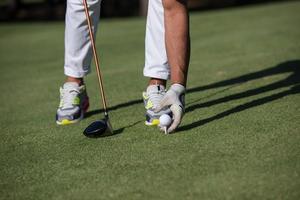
[170,83,186,94]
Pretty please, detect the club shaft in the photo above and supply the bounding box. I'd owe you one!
[83,0,109,116]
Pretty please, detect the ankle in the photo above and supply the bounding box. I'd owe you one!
[148,78,166,87]
[66,76,84,86]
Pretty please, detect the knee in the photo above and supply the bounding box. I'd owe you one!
[162,0,188,11]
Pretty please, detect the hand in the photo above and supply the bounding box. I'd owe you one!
[155,84,186,133]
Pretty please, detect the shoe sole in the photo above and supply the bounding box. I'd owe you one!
[56,100,89,126]
[56,111,84,125]
[145,119,160,126]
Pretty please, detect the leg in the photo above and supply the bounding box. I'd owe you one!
[64,0,101,84]
[56,0,101,125]
[143,0,172,126]
[144,0,169,87]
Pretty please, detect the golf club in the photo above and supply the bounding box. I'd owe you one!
[82,0,113,137]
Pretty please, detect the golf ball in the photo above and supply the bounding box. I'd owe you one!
[159,114,172,127]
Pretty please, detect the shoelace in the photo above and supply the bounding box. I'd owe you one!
[148,89,166,109]
[61,89,79,109]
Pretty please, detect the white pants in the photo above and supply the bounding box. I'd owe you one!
[64,0,170,80]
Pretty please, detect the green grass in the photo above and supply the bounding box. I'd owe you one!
[1,1,300,199]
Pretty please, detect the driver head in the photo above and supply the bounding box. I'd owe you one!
[83,118,113,138]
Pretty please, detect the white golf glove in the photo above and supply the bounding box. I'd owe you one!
[155,83,186,133]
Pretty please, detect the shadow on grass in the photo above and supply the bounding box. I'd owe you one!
[178,60,300,132]
[85,99,142,119]
[85,60,300,133]
[86,120,142,138]
[113,120,143,135]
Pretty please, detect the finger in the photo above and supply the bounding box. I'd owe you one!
[167,104,183,133]
[154,104,163,113]
[154,94,170,112]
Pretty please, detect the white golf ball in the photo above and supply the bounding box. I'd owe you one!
[159,114,172,127]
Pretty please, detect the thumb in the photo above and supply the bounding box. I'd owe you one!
[167,104,183,133]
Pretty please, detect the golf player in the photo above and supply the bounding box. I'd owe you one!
[56,0,190,133]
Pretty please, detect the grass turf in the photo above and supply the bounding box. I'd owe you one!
[0,1,300,199]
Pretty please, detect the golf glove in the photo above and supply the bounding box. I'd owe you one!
[155,83,186,133]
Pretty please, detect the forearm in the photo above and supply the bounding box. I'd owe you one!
[163,0,190,86]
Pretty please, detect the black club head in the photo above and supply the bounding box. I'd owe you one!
[83,118,113,138]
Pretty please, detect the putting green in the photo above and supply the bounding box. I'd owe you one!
[0,1,299,199]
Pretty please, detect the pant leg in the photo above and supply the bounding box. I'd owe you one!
[144,0,170,80]
[64,0,101,78]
